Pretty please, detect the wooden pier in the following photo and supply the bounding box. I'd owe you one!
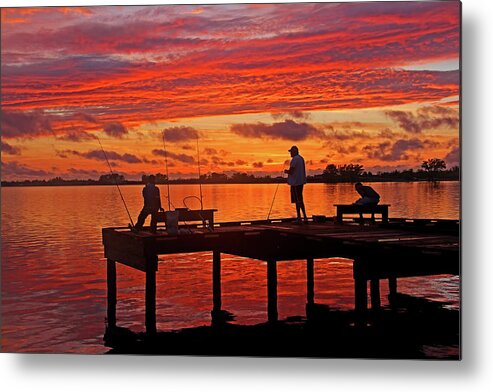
[102,217,459,334]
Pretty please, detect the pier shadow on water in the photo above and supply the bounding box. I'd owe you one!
[103,295,459,359]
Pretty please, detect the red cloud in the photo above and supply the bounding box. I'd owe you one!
[1,160,51,179]
[103,122,128,138]
[1,110,53,138]
[163,126,199,142]
[231,120,325,141]
[58,131,97,142]
[1,2,459,130]
[386,105,459,133]
[61,149,142,163]
[2,141,22,155]
[444,146,460,167]
[363,138,438,162]
[152,149,195,164]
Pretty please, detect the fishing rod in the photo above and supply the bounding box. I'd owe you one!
[266,162,288,221]
[96,136,135,227]
[196,135,204,210]
[161,130,172,211]
[46,121,134,226]
[182,135,205,211]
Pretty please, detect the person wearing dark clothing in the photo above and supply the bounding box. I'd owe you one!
[134,175,163,233]
[353,182,380,205]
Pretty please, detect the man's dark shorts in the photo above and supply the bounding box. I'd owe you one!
[290,184,304,204]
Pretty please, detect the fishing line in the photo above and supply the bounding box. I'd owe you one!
[161,130,172,211]
[196,136,204,210]
[96,136,135,227]
[266,162,287,221]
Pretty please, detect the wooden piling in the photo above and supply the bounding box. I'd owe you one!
[370,279,381,309]
[267,259,278,323]
[212,250,222,316]
[388,276,397,306]
[106,259,117,329]
[145,256,158,335]
[306,258,314,305]
[354,279,368,313]
[389,276,397,296]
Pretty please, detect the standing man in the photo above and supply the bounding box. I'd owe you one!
[134,174,163,233]
[284,145,308,224]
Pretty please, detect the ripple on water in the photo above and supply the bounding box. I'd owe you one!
[1,183,459,354]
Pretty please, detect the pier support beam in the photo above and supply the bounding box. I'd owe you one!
[388,276,397,305]
[306,257,315,304]
[389,276,397,295]
[145,256,158,336]
[306,257,315,319]
[267,259,278,323]
[353,258,368,313]
[370,279,381,309]
[106,259,117,329]
[212,250,222,320]
[354,278,368,313]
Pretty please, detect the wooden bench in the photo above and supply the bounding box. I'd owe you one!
[156,209,217,231]
[334,204,390,224]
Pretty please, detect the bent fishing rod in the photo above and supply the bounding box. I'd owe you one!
[96,136,135,227]
[196,135,204,210]
[266,162,288,221]
[161,130,172,211]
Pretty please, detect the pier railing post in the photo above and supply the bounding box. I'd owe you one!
[107,259,117,329]
[145,255,158,336]
[267,259,278,323]
[212,250,222,320]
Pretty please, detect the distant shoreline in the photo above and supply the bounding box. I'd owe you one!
[1,178,460,188]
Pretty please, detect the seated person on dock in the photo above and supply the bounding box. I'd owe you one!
[353,182,380,206]
[133,174,164,233]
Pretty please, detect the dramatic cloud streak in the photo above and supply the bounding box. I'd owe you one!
[444,146,460,167]
[103,122,128,138]
[1,110,53,138]
[2,3,459,125]
[61,149,142,163]
[2,141,22,155]
[58,131,97,142]
[152,149,195,164]
[385,105,459,134]
[231,120,325,141]
[163,126,199,142]
[2,160,51,178]
[364,138,439,161]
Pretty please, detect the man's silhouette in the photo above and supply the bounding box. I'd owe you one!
[134,174,163,233]
[284,145,308,224]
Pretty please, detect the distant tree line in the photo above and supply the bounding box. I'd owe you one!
[1,158,458,187]
[319,158,458,182]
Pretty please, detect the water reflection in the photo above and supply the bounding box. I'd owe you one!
[1,182,459,353]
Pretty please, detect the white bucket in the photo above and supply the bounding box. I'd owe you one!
[165,211,179,235]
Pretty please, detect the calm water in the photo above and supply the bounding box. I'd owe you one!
[1,182,460,354]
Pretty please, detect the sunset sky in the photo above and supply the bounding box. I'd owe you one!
[1,1,460,181]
